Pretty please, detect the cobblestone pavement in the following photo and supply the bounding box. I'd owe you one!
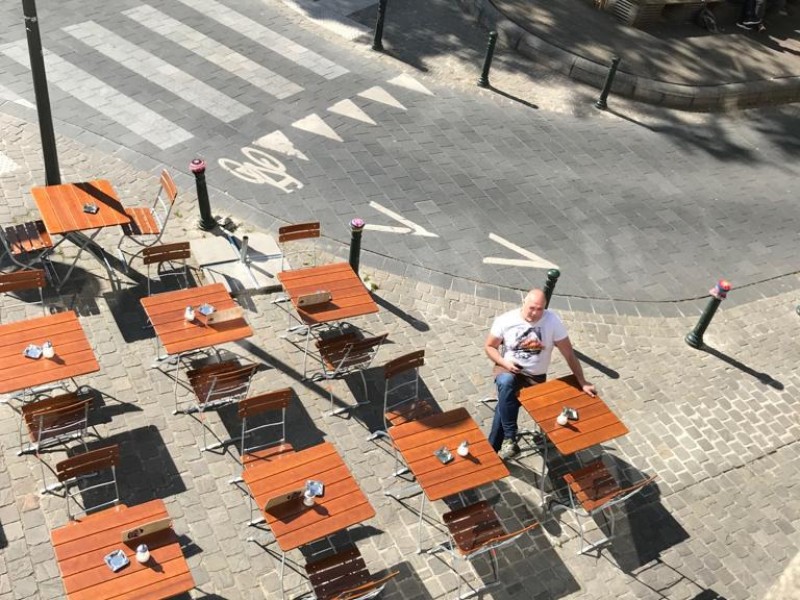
[0,112,797,600]
[0,0,798,311]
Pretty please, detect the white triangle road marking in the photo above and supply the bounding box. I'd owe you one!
[483,233,558,269]
[291,113,343,142]
[357,86,406,110]
[253,130,309,161]
[387,74,433,96]
[365,201,438,237]
[328,99,376,125]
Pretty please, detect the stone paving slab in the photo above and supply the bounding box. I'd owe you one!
[0,112,797,600]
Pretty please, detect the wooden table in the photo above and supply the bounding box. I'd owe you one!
[31,180,131,286]
[51,499,194,600]
[277,262,379,378]
[0,311,99,399]
[519,375,629,502]
[277,262,378,327]
[242,442,375,598]
[141,284,253,413]
[389,407,510,551]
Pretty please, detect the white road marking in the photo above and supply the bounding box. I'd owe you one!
[254,131,309,161]
[0,151,19,176]
[292,113,342,142]
[357,86,406,110]
[365,201,438,237]
[328,99,375,125]
[0,41,192,150]
[387,74,434,96]
[484,233,558,269]
[123,5,303,100]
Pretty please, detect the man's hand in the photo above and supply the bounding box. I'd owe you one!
[506,360,523,374]
[582,383,596,397]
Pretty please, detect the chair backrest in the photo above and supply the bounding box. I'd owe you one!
[305,545,399,600]
[278,221,320,270]
[22,392,91,449]
[141,241,191,266]
[564,459,657,513]
[56,444,121,520]
[2,221,53,257]
[383,350,424,412]
[238,388,292,457]
[0,269,47,318]
[189,361,258,407]
[319,333,388,376]
[151,169,179,230]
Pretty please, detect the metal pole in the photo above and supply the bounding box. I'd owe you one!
[372,0,388,52]
[190,158,217,231]
[594,56,621,111]
[349,218,365,275]
[685,279,731,348]
[543,268,560,308]
[23,0,60,185]
[478,31,498,88]
[239,235,249,263]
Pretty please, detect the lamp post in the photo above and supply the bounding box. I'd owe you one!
[22,0,60,185]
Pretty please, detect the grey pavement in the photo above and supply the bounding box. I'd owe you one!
[0,109,799,600]
[2,0,799,317]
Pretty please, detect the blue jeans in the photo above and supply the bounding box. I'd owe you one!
[488,372,546,451]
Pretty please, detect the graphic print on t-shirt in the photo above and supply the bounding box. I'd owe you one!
[512,326,543,360]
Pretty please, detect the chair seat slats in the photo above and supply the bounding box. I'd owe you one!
[122,207,161,236]
[4,221,53,255]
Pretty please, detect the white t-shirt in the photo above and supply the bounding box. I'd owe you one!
[489,309,568,376]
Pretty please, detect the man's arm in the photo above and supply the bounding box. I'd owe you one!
[554,336,596,397]
[485,333,521,374]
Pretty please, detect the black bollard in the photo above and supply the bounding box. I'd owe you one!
[685,279,732,349]
[349,218,365,275]
[594,56,621,111]
[478,31,499,88]
[23,0,60,185]
[190,158,217,231]
[372,0,388,52]
[543,268,560,308]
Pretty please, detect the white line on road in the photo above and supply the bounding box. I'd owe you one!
[63,20,251,123]
[0,41,192,150]
[123,5,303,100]
[174,0,348,80]
[365,201,438,237]
[484,233,558,269]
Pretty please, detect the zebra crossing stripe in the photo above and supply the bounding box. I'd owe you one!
[63,21,251,123]
[173,0,348,80]
[0,41,192,150]
[123,5,303,100]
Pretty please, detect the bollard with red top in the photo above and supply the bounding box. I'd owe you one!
[190,158,217,231]
[685,279,731,348]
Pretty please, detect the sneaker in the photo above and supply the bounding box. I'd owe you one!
[498,439,521,460]
[736,21,754,30]
[743,19,762,25]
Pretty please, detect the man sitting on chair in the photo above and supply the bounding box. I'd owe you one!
[484,288,596,459]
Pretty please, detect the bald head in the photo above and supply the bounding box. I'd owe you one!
[520,289,546,322]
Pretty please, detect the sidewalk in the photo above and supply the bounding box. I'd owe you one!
[0,110,798,600]
[317,0,800,109]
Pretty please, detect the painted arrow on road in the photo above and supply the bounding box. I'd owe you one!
[484,233,558,269]
[364,201,438,237]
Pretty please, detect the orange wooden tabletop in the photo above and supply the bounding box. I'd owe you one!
[51,499,195,600]
[140,284,253,356]
[0,311,99,395]
[277,263,378,326]
[31,180,130,235]
[389,408,510,502]
[242,442,375,552]
[519,376,629,456]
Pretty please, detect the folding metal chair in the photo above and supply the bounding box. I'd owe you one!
[0,221,56,282]
[302,544,398,600]
[116,169,179,269]
[183,360,259,451]
[141,241,191,296]
[431,500,539,599]
[313,333,388,416]
[278,221,320,271]
[367,350,436,442]
[0,269,48,321]
[56,444,121,520]
[230,389,296,523]
[555,459,657,555]
[19,391,92,493]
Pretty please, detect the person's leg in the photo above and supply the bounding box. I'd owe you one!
[489,372,520,451]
